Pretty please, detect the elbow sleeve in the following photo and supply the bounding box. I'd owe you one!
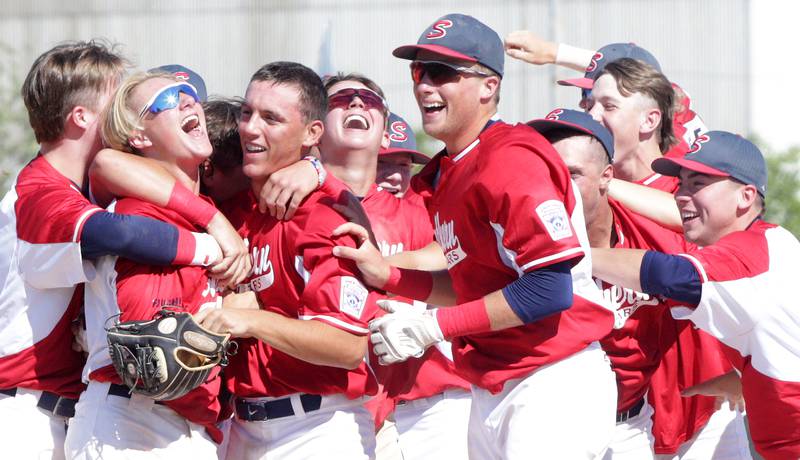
[640,251,701,305]
[81,212,179,265]
[501,261,573,324]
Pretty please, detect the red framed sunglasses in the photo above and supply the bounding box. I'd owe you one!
[410,60,492,85]
[328,88,388,113]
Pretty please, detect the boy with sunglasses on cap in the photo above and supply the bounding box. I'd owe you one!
[592,131,800,460]
[0,43,240,459]
[333,14,618,459]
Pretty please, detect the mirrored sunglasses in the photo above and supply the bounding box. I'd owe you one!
[328,88,388,113]
[138,82,200,118]
[410,60,491,85]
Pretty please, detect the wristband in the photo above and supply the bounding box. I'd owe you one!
[382,266,433,301]
[302,155,327,189]
[172,230,222,266]
[166,183,217,228]
[435,298,492,339]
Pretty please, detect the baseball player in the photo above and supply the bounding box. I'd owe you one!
[528,109,752,459]
[376,113,430,198]
[199,97,250,205]
[194,62,381,460]
[318,76,473,460]
[333,14,617,459]
[66,72,226,459]
[503,34,708,160]
[592,131,800,460]
[0,43,236,460]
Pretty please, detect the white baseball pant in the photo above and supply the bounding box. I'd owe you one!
[467,341,617,459]
[655,405,752,460]
[603,399,656,460]
[225,393,376,460]
[394,388,471,460]
[64,381,217,459]
[0,387,69,460]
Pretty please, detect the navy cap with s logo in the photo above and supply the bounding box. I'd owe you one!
[393,13,504,78]
[652,131,767,197]
[528,108,615,163]
[558,43,661,91]
[380,113,429,164]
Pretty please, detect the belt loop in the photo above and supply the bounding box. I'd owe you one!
[289,395,305,418]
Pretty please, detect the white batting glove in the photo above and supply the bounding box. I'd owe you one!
[369,299,444,365]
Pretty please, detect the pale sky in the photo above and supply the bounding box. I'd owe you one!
[750,0,800,150]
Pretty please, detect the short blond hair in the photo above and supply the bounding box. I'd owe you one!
[101,71,179,153]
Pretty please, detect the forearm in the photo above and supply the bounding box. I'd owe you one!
[386,242,448,271]
[608,179,682,231]
[591,248,647,291]
[249,310,367,369]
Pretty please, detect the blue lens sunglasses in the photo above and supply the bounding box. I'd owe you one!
[138,82,200,118]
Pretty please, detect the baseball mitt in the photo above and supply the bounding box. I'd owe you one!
[106,309,236,401]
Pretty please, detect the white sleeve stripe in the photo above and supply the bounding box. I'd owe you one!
[520,247,584,272]
[298,315,369,335]
[72,207,103,243]
[678,253,708,283]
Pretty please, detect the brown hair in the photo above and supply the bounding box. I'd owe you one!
[21,40,128,143]
[250,61,327,123]
[599,58,677,153]
[203,97,243,173]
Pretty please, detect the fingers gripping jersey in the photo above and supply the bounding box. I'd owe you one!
[0,156,101,397]
[411,122,614,393]
[673,220,800,458]
[223,190,379,399]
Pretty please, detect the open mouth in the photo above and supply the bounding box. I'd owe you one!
[681,211,699,223]
[423,102,445,114]
[343,114,369,130]
[181,114,201,135]
[244,143,266,154]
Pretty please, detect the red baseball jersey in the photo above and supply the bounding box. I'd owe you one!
[84,197,225,443]
[599,199,691,412]
[411,121,614,393]
[223,190,379,399]
[673,220,800,459]
[0,155,102,398]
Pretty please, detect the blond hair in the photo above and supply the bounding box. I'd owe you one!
[21,40,128,143]
[101,71,179,153]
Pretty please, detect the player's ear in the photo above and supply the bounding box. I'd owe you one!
[639,107,661,136]
[68,105,98,131]
[479,75,500,104]
[127,131,152,150]
[598,163,614,194]
[302,119,324,148]
[737,183,759,211]
[381,129,391,149]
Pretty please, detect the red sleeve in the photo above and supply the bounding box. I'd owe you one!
[294,204,379,335]
[475,144,583,272]
[15,181,101,244]
[678,229,768,284]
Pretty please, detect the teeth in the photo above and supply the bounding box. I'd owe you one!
[245,143,265,153]
[423,102,445,113]
[344,114,369,130]
[681,212,699,221]
[181,114,200,132]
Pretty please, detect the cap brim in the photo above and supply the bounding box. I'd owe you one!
[652,157,730,178]
[393,44,477,63]
[380,148,430,164]
[556,77,594,89]
[527,119,593,138]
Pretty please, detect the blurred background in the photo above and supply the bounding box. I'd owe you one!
[1,0,798,233]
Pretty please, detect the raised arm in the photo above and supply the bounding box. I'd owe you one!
[504,30,595,72]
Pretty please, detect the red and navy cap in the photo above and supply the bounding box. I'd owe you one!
[558,43,661,92]
[652,131,767,197]
[380,113,429,164]
[393,13,504,78]
[528,108,614,162]
[150,64,208,101]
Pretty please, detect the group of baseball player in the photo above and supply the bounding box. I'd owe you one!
[1,10,798,460]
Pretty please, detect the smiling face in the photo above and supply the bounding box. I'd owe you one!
[675,170,749,246]
[320,80,386,157]
[129,77,212,170]
[239,80,321,184]
[376,152,413,196]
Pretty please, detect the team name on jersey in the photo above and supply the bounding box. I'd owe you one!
[378,240,405,257]
[596,279,660,329]
[434,212,466,269]
[240,239,274,292]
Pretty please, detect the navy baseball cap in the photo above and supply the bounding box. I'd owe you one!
[558,43,661,91]
[150,64,208,101]
[652,131,767,197]
[528,108,614,162]
[380,113,429,164]
[393,14,504,77]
